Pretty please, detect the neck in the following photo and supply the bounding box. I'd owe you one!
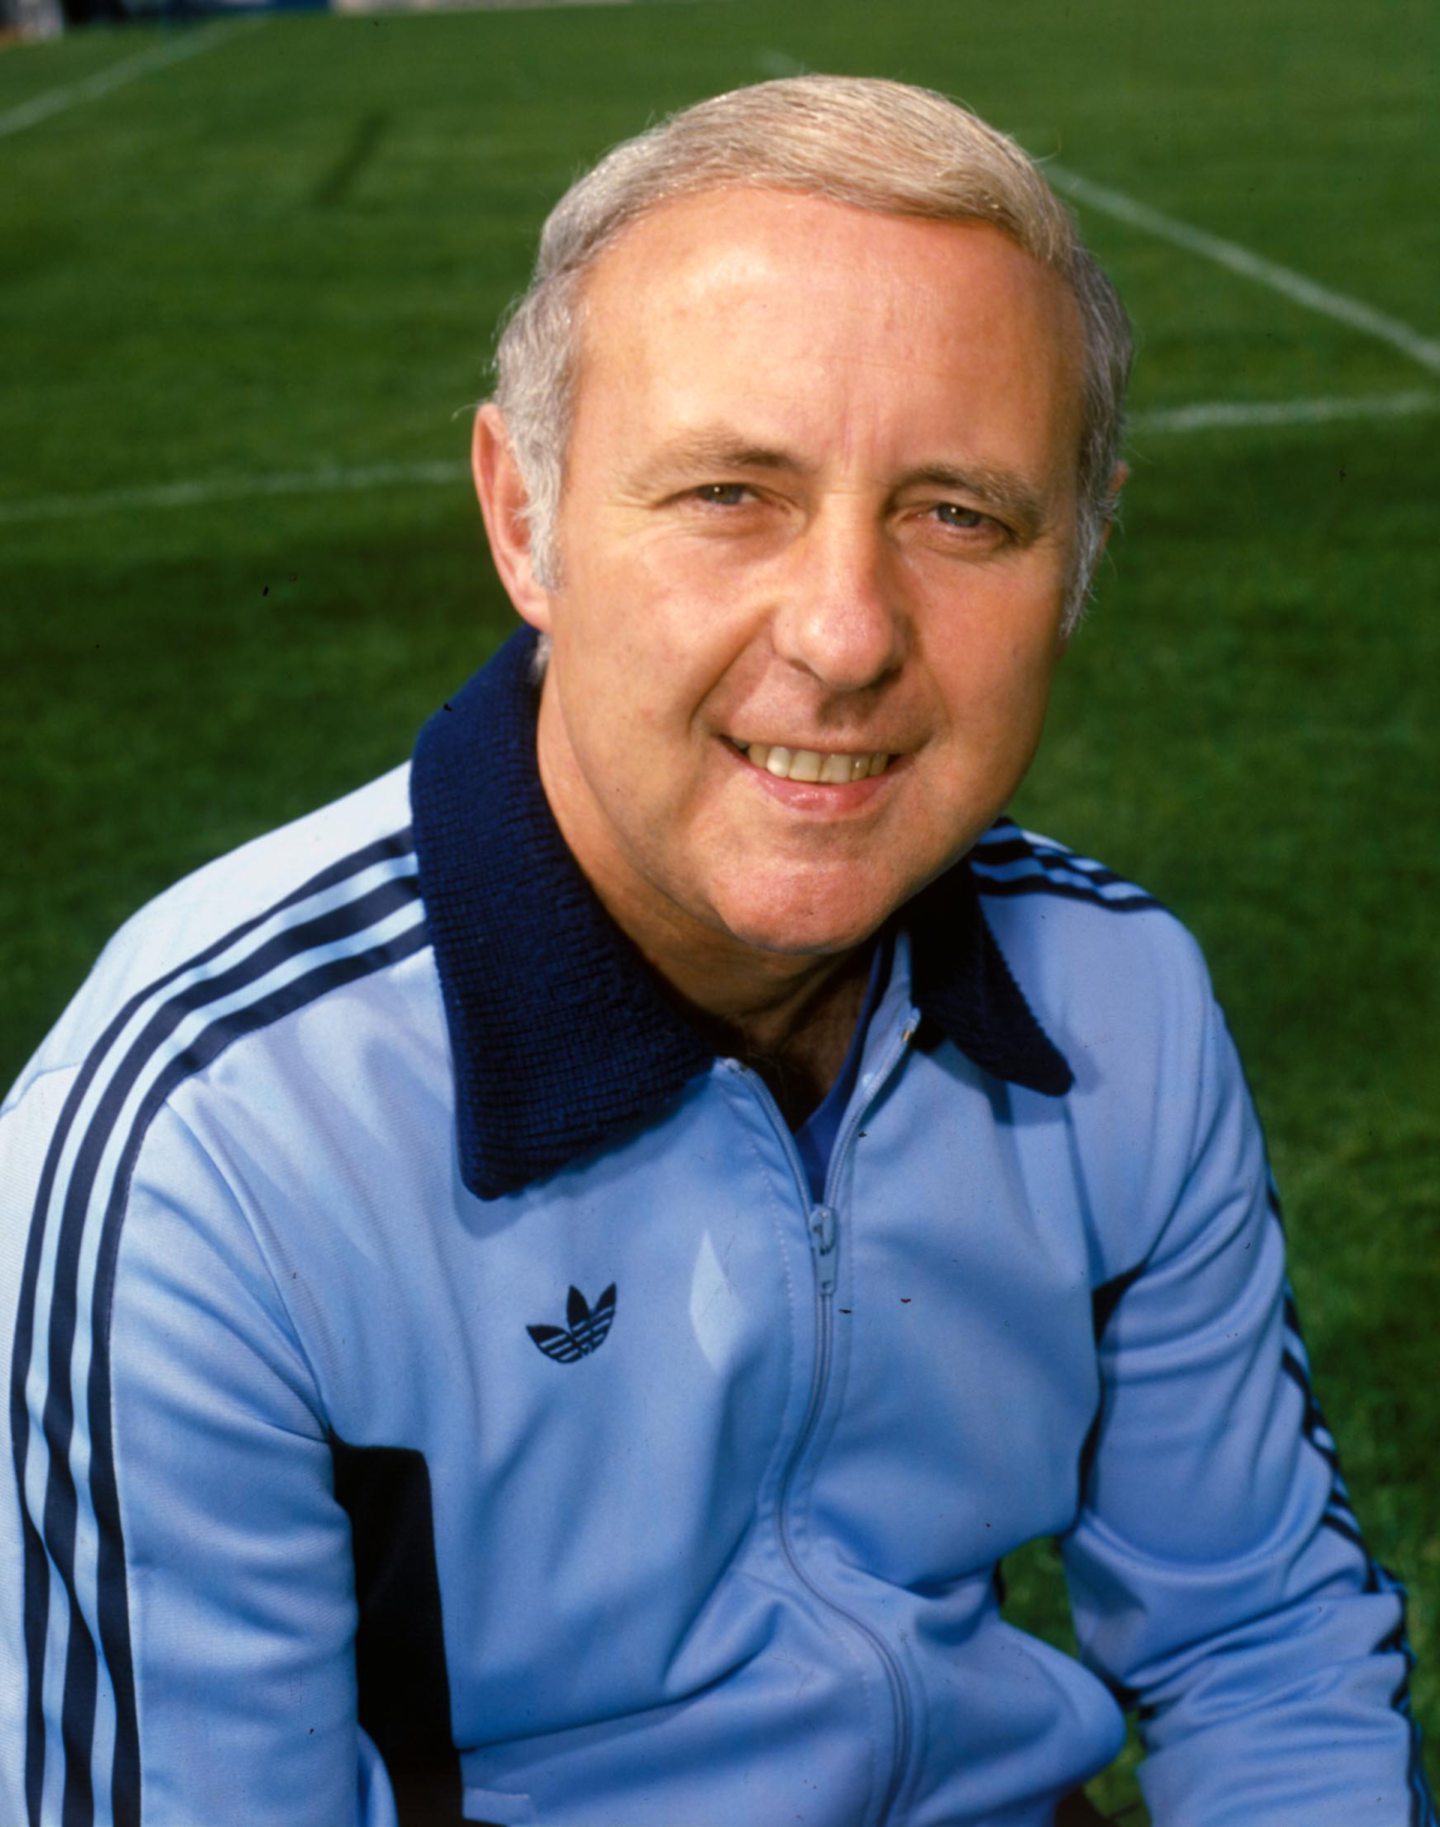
[687,942,875,1127]
[588,858,877,1126]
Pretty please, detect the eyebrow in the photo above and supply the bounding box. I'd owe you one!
[625,432,798,490]
[627,431,1052,537]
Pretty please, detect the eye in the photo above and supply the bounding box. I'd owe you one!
[691,482,754,508]
[932,502,993,532]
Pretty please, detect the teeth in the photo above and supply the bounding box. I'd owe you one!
[788,749,823,783]
[735,740,891,782]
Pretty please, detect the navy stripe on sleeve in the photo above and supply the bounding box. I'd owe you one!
[10,830,425,1827]
[1274,1243,1434,1821]
[970,821,1160,913]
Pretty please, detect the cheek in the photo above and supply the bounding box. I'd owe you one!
[935,618,1060,714]
[577,571,757,728]
[553,612,722,767]
[999,632,1064,708]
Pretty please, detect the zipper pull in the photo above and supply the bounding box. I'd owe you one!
[809,1204,839,1296]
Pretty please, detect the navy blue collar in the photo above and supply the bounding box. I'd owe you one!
[411,629,1071,1201]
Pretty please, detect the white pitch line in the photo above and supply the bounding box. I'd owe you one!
[0,17,259,143]
[2,391,1435,527]
[0,458,468,526]
[755,48,807,78]
[1049,163,1440,378]
[1131,389,1440,434]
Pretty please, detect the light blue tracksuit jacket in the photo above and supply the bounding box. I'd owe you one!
[2,630,1430,1827]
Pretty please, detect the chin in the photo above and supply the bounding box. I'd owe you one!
[712,887,895,960]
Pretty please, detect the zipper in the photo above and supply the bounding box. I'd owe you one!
[735,1017,917,1825]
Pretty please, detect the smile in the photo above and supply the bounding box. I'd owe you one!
[731,740,892,783]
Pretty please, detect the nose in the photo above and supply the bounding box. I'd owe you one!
[769,501,907,692]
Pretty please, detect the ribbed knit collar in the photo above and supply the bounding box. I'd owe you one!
[411,628,1072,1201]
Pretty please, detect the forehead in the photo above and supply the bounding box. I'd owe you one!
[571,187,1086,484]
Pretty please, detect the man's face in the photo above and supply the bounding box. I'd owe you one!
[496,188,1087,974]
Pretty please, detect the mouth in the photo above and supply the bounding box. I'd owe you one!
[729,739,893,784]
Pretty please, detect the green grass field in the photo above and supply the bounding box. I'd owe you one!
[2,0,1436,1810]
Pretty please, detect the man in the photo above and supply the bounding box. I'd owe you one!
[1,75,1430,1827]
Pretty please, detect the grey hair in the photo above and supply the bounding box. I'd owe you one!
[493,74,1132,633]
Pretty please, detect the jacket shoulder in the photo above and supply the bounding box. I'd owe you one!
[971,817,1167,919]
[972,817,1219,1084]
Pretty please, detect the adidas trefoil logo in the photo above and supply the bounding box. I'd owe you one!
[528,1284,617,1363]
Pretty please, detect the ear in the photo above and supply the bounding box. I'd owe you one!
[1097,460,1129,557]
[1082,457,1130,592]
[1103,464,1125,533]
[1058,461,1129,654]
[472,403,553,632]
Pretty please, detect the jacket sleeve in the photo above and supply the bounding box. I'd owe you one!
[1060,980,1434,1826]
[1,1074,395,1827]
